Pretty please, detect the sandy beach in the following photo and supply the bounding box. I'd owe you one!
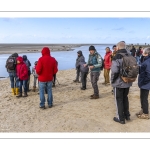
[0,44,83,54]
[0,68,150,132]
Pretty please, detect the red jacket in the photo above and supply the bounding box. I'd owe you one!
[104,50,112,69]
[36,47,58,82]
[16,56,29,80]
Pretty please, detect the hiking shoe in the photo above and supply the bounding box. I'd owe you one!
[16,93,22,98]
[81,87,86,90]
[113,117,125,124]
[90,94,94,98]
[90,95,99,99]
[137,113,149,119]
[136,109,143,116]
[23,92,28,97]
[102,82,106,85]
[48,105,53,108]
[40,106,46,109]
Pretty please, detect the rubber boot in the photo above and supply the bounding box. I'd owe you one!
[11,88,16,95]
[15,88,19,96]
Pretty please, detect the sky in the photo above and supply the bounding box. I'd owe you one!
[0,18,150,44]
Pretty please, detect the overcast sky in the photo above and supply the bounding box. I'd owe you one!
[0,18,150,44]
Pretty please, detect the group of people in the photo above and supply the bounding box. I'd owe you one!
[5,43,150,124]
[73,42,150,124]
[5,47,58,109]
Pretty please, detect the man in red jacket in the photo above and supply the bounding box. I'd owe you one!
[36,47,58,109]
[102,47,112,85]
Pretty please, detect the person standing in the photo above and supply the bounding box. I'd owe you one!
[52,59,58,87]
[73,50,85,83]
[16,56,29,97]
[23,55,31,92]
[102,47,112,85]
[84,45,103,99]
[111,41,132,124]
[130,45,136,57]
[36,47,58,109]
[136,46,143,65]
[5,53,19,96]
[32,61,38,92]
[76,59,89,90]
[137,47,150,119]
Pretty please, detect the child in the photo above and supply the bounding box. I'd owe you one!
[32,61,38,92]
[16,56,29,97]
[77,60,89,90]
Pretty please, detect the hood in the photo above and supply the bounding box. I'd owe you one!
[41,47,50,56]
[11,53,18,58]
[17,56,24,64]
[77,50,83,56]
[23,55,27,61]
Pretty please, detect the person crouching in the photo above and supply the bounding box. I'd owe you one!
[16,56,29,97]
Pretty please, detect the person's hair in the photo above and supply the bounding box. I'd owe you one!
[116,41,126,49]
[105,47,110,50]
[143,47,150,55]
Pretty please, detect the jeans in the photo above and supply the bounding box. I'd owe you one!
[19,79,28,93]
[9,72,19,88]
[90,72,100,96]
[39,81,53,107]
[136,56,141,65]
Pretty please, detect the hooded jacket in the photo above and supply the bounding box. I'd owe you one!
[104,50,112,69]
[76,59,89,73]
[16,56,28,80]
[36,47,58,82]
[111,49,132,88]
[138,55,150,90]
[75,50,85,69]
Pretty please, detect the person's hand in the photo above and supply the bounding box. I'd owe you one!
[89,66,94,69]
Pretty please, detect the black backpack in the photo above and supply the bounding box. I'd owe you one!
[6,57,16,70]
[120,53,139,83]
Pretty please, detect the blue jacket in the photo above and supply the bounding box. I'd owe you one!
[138,55,150,90]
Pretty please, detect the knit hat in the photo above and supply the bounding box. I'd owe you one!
[89,45,96,51]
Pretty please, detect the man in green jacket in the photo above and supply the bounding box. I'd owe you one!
[84,45,103,99]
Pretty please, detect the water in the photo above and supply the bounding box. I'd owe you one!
[0,44,113,78]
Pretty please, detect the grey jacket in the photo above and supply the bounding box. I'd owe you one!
[77,61,89,73]
[75,54,85,70]
[111,49,132,88]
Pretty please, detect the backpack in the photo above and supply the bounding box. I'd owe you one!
[6,57,16,70]
[120,53,139,83]
[96,53,104,70]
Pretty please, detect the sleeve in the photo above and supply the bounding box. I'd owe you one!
[111,60,120,83]
[93,54,102,68]
[22,64,28,78]
[53,59,58,75]
[36,58,42,75]
[28,60,31,67]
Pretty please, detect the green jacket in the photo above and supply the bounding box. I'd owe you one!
[87,51,102,72]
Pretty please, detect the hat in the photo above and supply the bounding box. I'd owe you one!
[89,45,96,51]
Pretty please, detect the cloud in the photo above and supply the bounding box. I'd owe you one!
[112,27,125,31]
[147,36,150,39]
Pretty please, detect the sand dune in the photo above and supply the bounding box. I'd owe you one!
[0,69,150,132]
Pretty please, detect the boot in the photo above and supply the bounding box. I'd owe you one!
[32,86,36,92]
[16,93,22,98]
[137,113,149,119]
[11,88,16,95]
[23,92,28,97]
[15,88,19,96]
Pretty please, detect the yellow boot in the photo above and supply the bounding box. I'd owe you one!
[11,88,16,95]
[15,88,19,96]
